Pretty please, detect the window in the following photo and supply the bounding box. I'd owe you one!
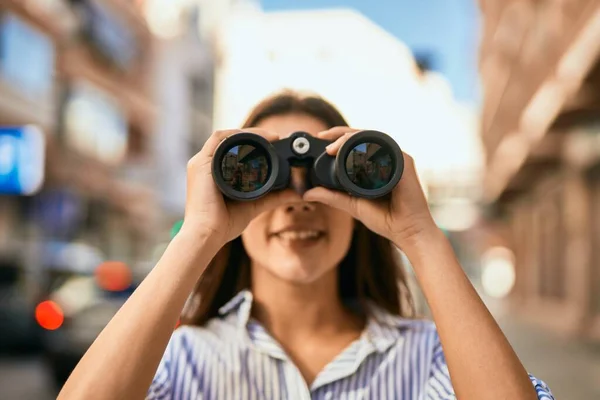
[0,12,55,99]
[62,80,128,165]
[188,74,213,158]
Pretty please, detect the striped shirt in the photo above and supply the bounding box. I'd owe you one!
[147,290,554,400]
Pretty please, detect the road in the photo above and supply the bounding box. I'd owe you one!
[0,356,57,400]
[496,309,600,399]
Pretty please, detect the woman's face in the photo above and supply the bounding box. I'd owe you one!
[241,113,355,284]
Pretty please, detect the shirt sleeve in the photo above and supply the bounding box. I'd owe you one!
[424,336,556,400]
[146,330,180,400]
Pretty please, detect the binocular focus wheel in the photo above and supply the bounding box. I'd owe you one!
[292,137,310,155]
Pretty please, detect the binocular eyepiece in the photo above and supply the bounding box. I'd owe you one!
[211,130,404,201]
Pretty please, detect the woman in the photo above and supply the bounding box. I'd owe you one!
[58,92,554,400]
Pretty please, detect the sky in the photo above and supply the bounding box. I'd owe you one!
[260,0,481,105]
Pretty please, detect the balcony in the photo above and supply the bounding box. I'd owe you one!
[480,0,600,202]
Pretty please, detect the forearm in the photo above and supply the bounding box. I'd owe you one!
[402,228,537,400]
[58,228,221,400]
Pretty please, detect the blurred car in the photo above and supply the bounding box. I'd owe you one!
[0,258,43,355]
[37,262,135,388]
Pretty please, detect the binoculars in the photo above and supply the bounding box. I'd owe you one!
[211,130,404,201]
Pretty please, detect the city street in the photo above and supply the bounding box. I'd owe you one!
[500,318,600,399]
[2,1,600,400]
[0,356,57,400]
[491,298,600,400]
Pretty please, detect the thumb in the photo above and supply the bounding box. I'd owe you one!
[303,187,360,218]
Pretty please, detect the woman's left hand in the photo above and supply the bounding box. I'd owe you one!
[303,127,440,250]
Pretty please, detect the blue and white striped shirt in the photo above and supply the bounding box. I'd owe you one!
[147,290,554,400]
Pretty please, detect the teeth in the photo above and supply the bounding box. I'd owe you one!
[277,230,321,240]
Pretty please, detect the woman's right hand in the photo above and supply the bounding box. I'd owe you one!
[183,128,301,246]
[58,129,292,400]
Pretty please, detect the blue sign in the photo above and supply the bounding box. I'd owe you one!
[0,126,45,195]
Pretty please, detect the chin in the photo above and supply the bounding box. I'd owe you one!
[268,256,333,284]
[274,268,329,285]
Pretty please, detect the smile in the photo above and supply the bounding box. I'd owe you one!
[275,230,324,240]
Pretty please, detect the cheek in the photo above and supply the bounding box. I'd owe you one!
[326,212,355,260]
[241,218,268,257]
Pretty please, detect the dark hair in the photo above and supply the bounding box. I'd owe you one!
[182,90,414,326]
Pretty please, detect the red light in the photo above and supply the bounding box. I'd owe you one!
[35,301,64,330]
[95,261,132,292]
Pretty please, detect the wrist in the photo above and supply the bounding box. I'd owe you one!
[173,224,225,260]
[179,220,225,246]
[393,222,447,260]
[148,223,225,286]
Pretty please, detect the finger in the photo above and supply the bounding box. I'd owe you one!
[192,128,278,166]
[317,126,359,141]
[402,152,416,172]
[325,131,356,156]
[241,127,281,142]
[201,129,242,157]
[205,128,279,155]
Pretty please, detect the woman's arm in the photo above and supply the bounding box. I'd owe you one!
[58,128,299,400]
[57,228,220,400]
[403,227,538,400]
[305,127,542,399]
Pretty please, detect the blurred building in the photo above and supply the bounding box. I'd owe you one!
[0,0,159,299]
[479,0,600,341]
[214,6,483,191]
[147,1,221,223]
[214,7,420,132]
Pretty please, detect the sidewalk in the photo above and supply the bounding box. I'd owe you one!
[488,299,600,400]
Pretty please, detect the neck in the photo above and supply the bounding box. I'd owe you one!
[250,267,363,342]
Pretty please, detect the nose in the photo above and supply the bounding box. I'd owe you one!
[289,166,313,196]
[284,201,316,213]
[284,167,316,212]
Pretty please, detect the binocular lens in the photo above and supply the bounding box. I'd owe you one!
[344,142,394,190]
[220,144,270,193]
[212,130,403,201]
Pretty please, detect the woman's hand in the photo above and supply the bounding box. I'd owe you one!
[183,128,300,245]
[303,127,439,250]
[305,128,544,400]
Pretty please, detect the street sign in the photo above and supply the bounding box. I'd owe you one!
[0,125,45,195]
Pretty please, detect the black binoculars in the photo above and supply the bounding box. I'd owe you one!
[211,130,404,201]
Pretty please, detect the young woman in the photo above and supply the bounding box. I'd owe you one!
[58,92,554,400]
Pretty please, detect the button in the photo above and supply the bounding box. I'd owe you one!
[292,137,310,155]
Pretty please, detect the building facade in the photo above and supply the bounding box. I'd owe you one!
[150,3,216,223]
[0,0,159,299]
[479,0,600,340]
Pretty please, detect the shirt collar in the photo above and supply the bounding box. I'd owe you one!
[363,301,409,352]
[218,289,254,328]
[218,289,410,353]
